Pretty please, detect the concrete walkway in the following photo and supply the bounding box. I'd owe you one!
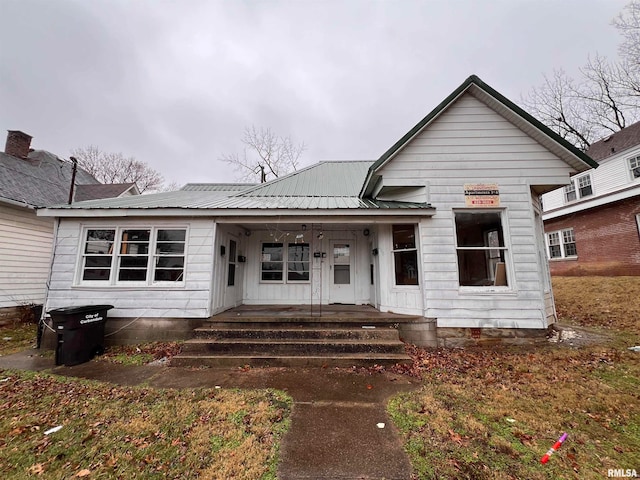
[0,350,419,480]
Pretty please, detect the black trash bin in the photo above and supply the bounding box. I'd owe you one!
[48,305,113,366]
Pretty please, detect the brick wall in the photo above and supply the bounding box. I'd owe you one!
[544,196,640,276]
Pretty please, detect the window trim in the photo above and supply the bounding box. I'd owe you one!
[260,242,311,284]
[564,173,593,203]
[453,209,513,293]
[77,226,188,287]
[546,228,577,260]
[629,155,640,181]
[391,224,419,287]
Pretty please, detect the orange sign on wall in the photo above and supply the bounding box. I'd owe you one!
[464,183,500,207]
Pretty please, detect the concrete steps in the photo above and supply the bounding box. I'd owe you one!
[171,319,411,368]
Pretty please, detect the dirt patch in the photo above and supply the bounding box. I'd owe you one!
[547,324,614,349]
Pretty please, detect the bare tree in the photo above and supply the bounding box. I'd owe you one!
[522,0,640,149]
[71,145,166,193]
[220,126,306,182]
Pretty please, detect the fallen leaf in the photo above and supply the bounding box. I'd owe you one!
[76,469,91,477]
[28,463,45,475]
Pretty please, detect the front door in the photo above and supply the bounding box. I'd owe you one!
[224,236,241,308]
[329,240,355,304]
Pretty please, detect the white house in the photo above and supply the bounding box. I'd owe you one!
[38,75,597,346]
[542,122,640,276]
[0,130,140,323]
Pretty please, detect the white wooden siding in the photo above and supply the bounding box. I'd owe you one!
[242,229,373,306]
[45,217,215,318]
[542,145,640,211]
[0,204,53,308]
[375,224,423,315]
[375,92,571,327]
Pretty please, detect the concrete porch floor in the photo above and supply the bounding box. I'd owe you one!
[211,304,421,321]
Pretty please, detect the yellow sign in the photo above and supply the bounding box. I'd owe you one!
[464,183,500,207]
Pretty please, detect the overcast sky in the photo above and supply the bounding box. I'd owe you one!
[0,0,630,186]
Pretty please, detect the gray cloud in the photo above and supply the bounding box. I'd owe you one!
[0,0,629,185]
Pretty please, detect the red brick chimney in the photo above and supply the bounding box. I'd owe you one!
[5,130,33,158]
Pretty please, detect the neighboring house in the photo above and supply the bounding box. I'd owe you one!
[38,75,596,346]
[542,122,640,276]
[0,130,138,320]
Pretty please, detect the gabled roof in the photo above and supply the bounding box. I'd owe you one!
[0,149,99,208]
[586,121,640,162]
[74,183,139,202]
[360,74,599,197]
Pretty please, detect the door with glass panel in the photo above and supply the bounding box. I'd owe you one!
[329,240,355,304]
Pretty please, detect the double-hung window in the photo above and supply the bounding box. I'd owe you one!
[629,156,640,180]
[546,228,577,259]
[392,225,418,286]
[261,242,310,282]
[80,227,186,285]
[564,174,593,203]
[454,211,509,287]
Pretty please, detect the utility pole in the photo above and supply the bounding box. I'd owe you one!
[68,157,78,204]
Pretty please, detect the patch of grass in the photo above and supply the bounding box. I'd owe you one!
[390,276,640,479]
[0,322,37,356]
[552,276,640,335]
[98,342,182,365]
[0,370,292,479]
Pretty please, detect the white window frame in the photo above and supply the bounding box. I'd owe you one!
[564,173,593,203]
[546,228,577,259]
[77,226,187,286]
[453,209,513,293]
[629,155,640,180]
[260,242,310,284]
[391,224,419,287]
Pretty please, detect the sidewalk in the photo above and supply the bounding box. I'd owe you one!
[0,349,419,480]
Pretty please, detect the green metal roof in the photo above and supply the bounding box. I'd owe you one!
[360,74,599,197]
[40,161,433,215]
[239,161,373,197]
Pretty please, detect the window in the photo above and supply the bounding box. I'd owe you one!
[227,239,237,286]
[392,224,418,285]
[287,243,309,281]
[118,229,150,281]
[261,243,283,281]
[261,242,310,282]
[547,232,561,259]
[564,174,593,203]
[82,229,115,281]
[454,211,508,287]
[564,183,576,202]
[80,227,186,284]
[629,156,640,179]
[546,228,577,259]
[154,230,186,282]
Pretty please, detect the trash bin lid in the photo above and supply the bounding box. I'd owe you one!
[48,305,114,315]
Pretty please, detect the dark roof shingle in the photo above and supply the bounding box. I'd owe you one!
[586,121,640,161]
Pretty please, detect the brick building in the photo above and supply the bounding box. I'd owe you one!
[542,123,640,276]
